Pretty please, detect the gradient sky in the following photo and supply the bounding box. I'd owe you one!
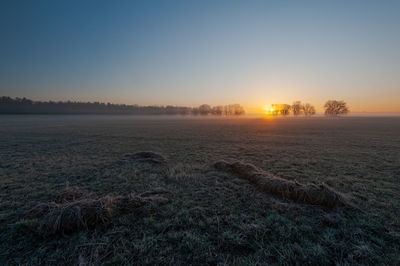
[1,0,400,113]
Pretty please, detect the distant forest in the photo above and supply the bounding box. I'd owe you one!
[0,97,245,116]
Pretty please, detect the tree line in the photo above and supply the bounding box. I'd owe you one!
[269,100,349,116]
[0,97,245,116]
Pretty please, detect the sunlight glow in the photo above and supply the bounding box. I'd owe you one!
[264,105,276,115]
[263,104,292,116]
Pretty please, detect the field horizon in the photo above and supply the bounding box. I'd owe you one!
[2,96,400,117]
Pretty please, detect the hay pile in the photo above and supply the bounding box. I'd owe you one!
[30,188,170,235]
[55,186,95,203]
[214,160,355,209]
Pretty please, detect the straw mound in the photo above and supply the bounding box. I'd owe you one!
[55,186,95,203]
[30,190,170,235]
[123,152,167,164]
[214,160,355,209]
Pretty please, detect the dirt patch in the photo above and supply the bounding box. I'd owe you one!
[29,189,170,235]
[122,151,168,165]
[213,160,356,209]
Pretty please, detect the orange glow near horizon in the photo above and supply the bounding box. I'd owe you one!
[264,106,275,114]
[263,104,290,116]
[263,105,274,115]
[248,100,400,116]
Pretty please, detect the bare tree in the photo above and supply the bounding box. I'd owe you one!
[211,106,223,115]
[232,104,245,115]
[302,103,316,116]
[223,105,231,115]
[198,104,212,115]
[324,100,349,116]
[281,104,291,115]
[271,104,291,115]
[291,101,303,115]
[222,104,245,116]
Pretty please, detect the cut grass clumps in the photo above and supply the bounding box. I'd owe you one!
[55,186,95,203]
[29,188,170,236]
[214,160,356,209]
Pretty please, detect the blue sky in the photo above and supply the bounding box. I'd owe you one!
[1,0,400,113]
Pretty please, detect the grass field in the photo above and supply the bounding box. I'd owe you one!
[0,115,399,265]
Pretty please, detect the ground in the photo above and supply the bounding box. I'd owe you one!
[0,115,399,265]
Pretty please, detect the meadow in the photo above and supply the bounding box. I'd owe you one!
[0,115,399,265]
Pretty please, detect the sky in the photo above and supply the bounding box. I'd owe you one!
[1,0,400,114]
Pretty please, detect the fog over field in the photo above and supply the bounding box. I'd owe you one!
[0,116,399,264]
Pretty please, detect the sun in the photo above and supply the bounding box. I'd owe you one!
[264,106,275,114]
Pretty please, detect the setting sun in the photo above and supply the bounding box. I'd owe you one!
[263,105,278,116]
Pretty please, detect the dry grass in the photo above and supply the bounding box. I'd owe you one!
[214,160,356,209]
[55,186,96,203]
[0,116,399,265]
[29,188,170,235]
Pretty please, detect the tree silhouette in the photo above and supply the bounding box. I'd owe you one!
[324,100,349,116]
[291,101,303,115]
[0,96,245,116]
[302,103,316,116]
[198,104,212,115]
[211,106,223,115]
[222,104,244,116]
[233,104,245,115]
[271,104,291,115]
